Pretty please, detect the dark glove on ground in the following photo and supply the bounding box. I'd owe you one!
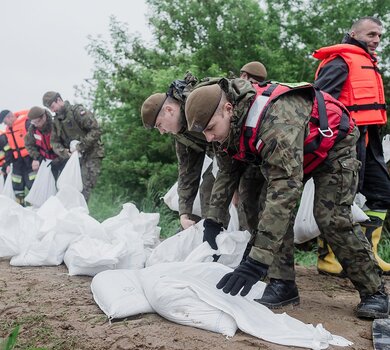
[216,257,268,296]
[203,219,223,250]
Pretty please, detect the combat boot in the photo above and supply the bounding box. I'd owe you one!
[255,278,300,309]
[356,290,389,319]
[15,194,25,207]
[361,212,390,275]
[317,237,346,277]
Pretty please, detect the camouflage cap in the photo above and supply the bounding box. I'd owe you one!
[42,91,60,108]
[185,84,223,132]
[27,106,46,120]
[0,109,11,124]
[141,93,167,129]
[240,61,267,80]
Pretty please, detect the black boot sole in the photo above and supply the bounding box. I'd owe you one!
[356,309,389,319]
[255,296,300,309]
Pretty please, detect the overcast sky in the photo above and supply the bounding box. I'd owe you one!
[0,0,151,112]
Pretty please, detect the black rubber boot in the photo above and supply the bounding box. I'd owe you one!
[255,278,300,309]
[356,291,389,319]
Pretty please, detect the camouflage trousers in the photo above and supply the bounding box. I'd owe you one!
[199,162,215,218]
[80,156,102,202]
[265,126,383,297]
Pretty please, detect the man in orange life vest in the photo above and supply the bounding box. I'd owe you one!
[313,16,390,275]
[0,109,37,206]
[185,78,388,318]
[24,107,67,181]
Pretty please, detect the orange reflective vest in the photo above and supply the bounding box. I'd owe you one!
[313,44,386,126]
[5,111,30,159]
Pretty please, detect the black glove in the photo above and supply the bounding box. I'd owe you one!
[203,219,223,250]
[216,257,268,296]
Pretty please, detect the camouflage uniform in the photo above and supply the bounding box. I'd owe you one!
[211,80,383,298]
[51,101,104,201]
[172,76,264,229]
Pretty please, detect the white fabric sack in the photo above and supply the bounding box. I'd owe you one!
[55,184,88,212]
[0,196,41,258]
[91,269,153,319]
[163,156,213,217]
[140,262,351,349]
[0,174,4,193]
[146,221,204,266]
[56,151,83,192]
[294,178,369,244]
[2,169,15,201]
[64,236,128,276]
[383,134,390,164]
[25,159,57,208]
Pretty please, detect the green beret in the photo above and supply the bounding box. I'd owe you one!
[185,84,223,132]
[27,106,46,120]
[141,93,167,129]
[240,61,267,80]
[42,91,60,108]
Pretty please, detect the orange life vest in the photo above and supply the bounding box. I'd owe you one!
[230,83,354,175]
[313,44,386,126]
[5,112,30,159]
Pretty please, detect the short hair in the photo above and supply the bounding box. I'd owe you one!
[351,16,382,32]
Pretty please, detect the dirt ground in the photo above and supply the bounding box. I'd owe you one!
[0,258,388,350]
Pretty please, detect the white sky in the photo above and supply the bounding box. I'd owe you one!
[0,0,151,111]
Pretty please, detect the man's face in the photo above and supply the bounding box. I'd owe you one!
[49,99,64,114]
[31,112,47,130]
[154,104,181,134]
[351,20,383,54]
[4,112,16,127]
[203,102,233,143]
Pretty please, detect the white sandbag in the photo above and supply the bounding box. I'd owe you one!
[185,229,250,268]
[25,159,57,208]
[10,230,64,266]
[163,156,213,217]
[294,179,369,244]
[55,184,88,212]
[146,221,204,266]
[91,269,153,319]
[2,170,15,201]
[140,262,351,349]
[383,134,390,164]
[140,262,239,337]
[64,236,128,276]
[0,196,41,257]
[0,174,4,193]
[56,151,83,192]
[101,202,142,232]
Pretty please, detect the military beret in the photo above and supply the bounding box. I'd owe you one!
[141,93,167,129]
[27,106,46,120]
[0,110,11,124]
[185,84,223,133]
[42,91,61,108]
[240,61,267,80]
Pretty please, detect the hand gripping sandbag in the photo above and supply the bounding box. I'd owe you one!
[56,151,83,192]
[25,159,57,208]
[383,134,390,164]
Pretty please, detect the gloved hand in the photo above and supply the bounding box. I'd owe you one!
[216,257,268,296]
[203,219,223,250]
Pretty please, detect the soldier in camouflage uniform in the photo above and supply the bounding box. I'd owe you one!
[24,106,67,180]
[141,75,216,229]
[42,91,104,202]
[184,78,388,319]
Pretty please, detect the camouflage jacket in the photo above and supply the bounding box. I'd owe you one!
[51,101,104,159]
[25,116,54,161]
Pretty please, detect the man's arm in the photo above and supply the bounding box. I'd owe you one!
[73,106,102,153]
[24,127,41,161]
[314,57,349,99]
[50,121,71,159]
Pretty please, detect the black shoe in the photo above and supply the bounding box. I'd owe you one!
[356,291,389,319]
[254,278,300,309]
